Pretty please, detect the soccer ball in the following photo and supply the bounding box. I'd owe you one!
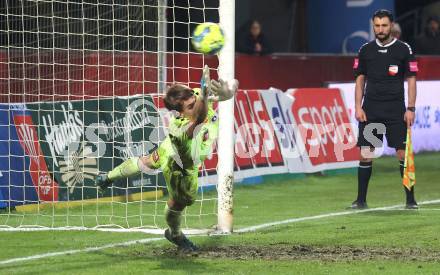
[191,22,225,55]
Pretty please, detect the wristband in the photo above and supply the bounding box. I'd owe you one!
[407,106,416,112]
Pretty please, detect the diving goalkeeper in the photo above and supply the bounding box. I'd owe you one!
[95,66,238,252]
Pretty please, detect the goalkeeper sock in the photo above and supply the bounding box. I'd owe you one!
[357,161,372,203]
[108,157,141,181]
[400,160,416,203]
[165,205,182,237]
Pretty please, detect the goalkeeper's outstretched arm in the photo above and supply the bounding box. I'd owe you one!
[186,65,210,138]
[186,65,239,137]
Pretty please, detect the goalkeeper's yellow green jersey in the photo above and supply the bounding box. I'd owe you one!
[150,89,218,172]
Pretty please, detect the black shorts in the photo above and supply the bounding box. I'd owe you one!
[357,98,407,150]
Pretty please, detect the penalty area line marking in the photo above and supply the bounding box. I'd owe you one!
[366,208,440,211]
[235,199,440,233]
[1,199,440,266]
[0,237,163,266]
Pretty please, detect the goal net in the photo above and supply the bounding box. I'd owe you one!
[0,0,234,234]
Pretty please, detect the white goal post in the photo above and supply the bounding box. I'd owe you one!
[217,0,235,233]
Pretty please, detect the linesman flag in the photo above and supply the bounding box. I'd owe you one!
[403,128,416,190]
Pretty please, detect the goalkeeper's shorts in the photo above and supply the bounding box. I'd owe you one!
[162,162,198,206]
[148,138,198,206]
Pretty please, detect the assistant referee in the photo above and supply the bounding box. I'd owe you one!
[351,9,418,209]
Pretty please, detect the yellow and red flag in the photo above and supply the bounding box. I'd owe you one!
[403,128,416,190]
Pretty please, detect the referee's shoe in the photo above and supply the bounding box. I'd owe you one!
[349,200,368,210]
[406,201,418,209]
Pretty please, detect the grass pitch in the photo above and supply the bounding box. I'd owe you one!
[1,153,440,274]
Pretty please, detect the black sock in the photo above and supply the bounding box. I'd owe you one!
[399,160,404,177]
[400,160,416,204]
[357,161,372,203]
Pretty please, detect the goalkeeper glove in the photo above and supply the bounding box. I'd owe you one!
[209,78,239,101]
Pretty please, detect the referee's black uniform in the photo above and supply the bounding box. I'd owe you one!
[352,37,418,209]
[354,38,417,149]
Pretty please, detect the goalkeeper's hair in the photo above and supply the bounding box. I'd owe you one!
[164,84,194,112]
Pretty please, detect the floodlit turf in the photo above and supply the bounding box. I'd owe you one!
[1,153,440,274]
